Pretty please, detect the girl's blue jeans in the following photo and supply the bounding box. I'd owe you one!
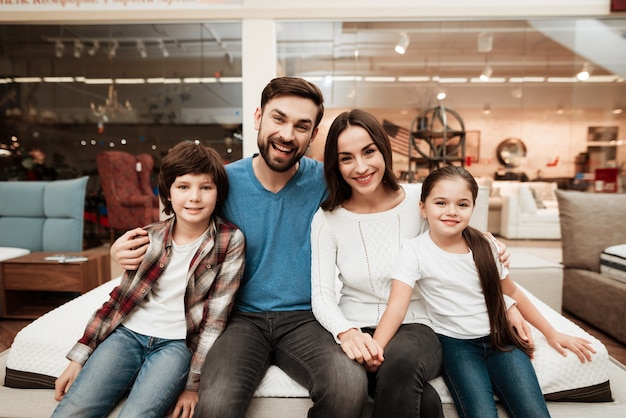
[438,334,551,418]
[51,325,191,418]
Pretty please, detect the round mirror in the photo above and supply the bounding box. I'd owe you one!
[496,138,527,168]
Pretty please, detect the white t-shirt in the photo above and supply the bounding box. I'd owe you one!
[392,231,508,339]
[123,231,205,339]
[311,184,431,340]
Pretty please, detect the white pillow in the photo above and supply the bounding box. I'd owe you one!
[518,184,538,214]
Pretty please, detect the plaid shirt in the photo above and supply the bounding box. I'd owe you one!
[66,215,245,391]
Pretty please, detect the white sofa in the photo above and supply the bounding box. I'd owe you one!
[499,181,561,239]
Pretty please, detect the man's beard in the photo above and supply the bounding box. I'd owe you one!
[257,135,307,173]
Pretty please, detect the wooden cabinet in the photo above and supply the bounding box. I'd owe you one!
[0,251,110,319]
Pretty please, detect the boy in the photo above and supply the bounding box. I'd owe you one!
[52,141,245,418]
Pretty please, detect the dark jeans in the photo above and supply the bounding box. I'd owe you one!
[438,334,550,418]
[364,323,443,418]
[194,310,368,418]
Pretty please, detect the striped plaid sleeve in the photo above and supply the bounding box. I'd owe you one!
[185,227,245,391]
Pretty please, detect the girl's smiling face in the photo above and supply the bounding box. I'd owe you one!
[420,177,475,239]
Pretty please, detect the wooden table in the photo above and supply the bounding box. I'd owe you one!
[0,250,110,319]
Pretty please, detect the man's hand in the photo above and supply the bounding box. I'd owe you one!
[110,228,150,270]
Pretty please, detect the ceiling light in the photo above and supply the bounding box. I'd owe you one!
[73,40,84,58]
[436,91,447,100]
[480,63,493,81]
[87,40,100,56]
[54,40,65,58]
[107,40,119,59]
[477,32,493,53]
[613,108,623,115]
[483,104,491,114]
[394,33,410,55]
[576,62,592,81]
[136,40,147,58]
[159,40,170,58]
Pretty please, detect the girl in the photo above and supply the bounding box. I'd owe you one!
[375,165,595,418]
[52,142,245,418]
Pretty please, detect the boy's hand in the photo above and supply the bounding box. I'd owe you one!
[54,361,83,401]
[171,390,198,418]
[110,228,150,270]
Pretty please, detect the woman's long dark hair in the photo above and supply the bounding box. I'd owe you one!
[421,165,534,356]
[321,109,400,211]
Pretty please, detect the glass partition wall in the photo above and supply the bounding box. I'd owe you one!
[1,18,625,185]
[277,19,626,184]
[0,22,244,180]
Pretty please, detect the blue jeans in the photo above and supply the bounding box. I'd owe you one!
[438,334,550,418]
[194,310,368,418]
[52,325,191,418]
[364,323,443,418]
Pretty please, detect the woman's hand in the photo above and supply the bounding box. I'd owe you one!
[110,228,150,270]
[337,328,384,369]
[54,361,83,401]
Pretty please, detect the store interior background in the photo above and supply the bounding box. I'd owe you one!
[1,18,625,187]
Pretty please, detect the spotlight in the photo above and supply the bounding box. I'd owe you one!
[87,40,100,56]
[136,40,147,58]
[477,32,493,53]
[159,40,170,58]
[436,91,446,100]
[480,64,493,81]
[54,40,65,58]
[394,33,410,55]
[107,40,119,59]
[576,62,592,81]
[73,40,84,58]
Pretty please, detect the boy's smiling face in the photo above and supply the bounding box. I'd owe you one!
[169,173,217,233]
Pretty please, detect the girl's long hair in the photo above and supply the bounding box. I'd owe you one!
[421,165,534,356]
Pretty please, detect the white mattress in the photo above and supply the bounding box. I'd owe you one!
[600,244,626,284]
[6,277,611,402]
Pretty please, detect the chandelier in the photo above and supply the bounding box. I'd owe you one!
[91,84,132,120]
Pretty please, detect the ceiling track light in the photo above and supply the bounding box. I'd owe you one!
[73,40,84,59]
[394,32,410,55]
[159,39,170,58]
[577,62,592,81]
[480,63,493,81]
[136,40,147,58]
[54,40,65,58]
[107,40,119,59]
[87,40,100,56]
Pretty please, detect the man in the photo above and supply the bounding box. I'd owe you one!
[110,77,369,417]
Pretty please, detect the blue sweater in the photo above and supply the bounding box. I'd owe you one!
[222,155,326,312]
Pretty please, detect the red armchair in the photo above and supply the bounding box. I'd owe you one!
[96,151,160,241]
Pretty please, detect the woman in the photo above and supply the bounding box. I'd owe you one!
[311,109,517,417]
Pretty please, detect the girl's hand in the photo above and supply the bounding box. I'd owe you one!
[545,331,596,363]
[54,361,83,401]
[338,328,384,367]
[171,390,198,418]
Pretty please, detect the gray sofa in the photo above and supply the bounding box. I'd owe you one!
[556,190,626,345]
